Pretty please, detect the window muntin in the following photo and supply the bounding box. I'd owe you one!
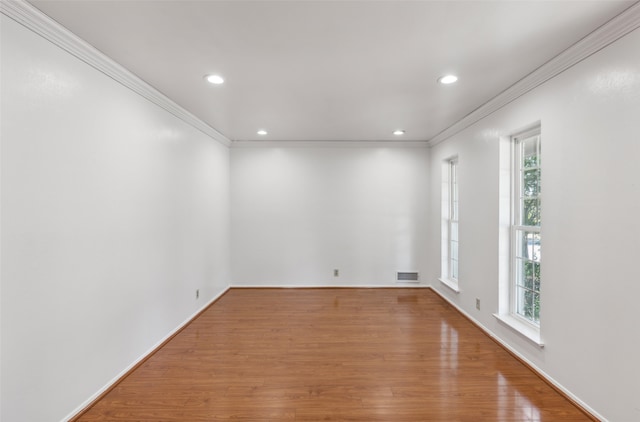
[512,131,541,324]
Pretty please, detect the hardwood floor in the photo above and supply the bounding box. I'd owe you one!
[75,288,593,421]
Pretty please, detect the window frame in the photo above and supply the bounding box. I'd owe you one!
[440,156,460,292]
[510,129,541,327]
[448,158,459,284]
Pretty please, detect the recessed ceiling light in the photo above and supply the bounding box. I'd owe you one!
[204,74,224,84]
[393,130,405,136]
[438,75,458,85]
[257,130,268,136]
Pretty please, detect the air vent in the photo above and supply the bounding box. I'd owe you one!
[397,272,419,282]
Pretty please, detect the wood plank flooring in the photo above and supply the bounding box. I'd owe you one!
[75,288,592,421]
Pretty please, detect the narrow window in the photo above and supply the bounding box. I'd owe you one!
[440,157,459,291]
[449,159,459,282]
[511,129,541,325]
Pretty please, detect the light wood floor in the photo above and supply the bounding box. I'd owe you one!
[76,288,592,421]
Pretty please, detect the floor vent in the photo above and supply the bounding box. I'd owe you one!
[397,272,419,282]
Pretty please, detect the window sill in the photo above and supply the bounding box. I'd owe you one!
[438,278,460,293]
[493,313,544,347]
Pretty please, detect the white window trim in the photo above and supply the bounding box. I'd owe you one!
[497,125,542,346]
[449,158,459,284]
[511,131,541,325]
[493,313,544,347]
[439,277,460,293]
[440,157,459,290]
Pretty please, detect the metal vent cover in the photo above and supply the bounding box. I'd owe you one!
[397,272,419,282]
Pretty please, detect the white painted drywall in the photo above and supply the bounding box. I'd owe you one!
[428,27,640,422]
[1,15,230,422]
[230,144,429,286]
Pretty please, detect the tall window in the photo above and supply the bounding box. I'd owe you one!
[440,157,459,290]
[449,159,459,282]
[512,130,541,324]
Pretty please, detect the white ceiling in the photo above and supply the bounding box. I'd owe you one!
[29,0,635,143]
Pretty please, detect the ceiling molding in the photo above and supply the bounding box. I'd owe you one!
[5,0,639,148]
[1,0,232,147]
[231,140,430,149]
[427,1,640,147]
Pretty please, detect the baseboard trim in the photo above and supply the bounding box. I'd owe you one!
[65,284,231,422]
[230,283,429,289]
[427,286,604,422]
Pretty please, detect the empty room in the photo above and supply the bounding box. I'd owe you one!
[2,0,639,421]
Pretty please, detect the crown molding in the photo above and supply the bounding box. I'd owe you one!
[1,0,232,147]
[428,1,640,147]
[5,0,639,149]
[231,140,430,149]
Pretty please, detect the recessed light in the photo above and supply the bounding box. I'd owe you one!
[438,74,458,85]
[257,130,268,136]
[204,74,224,84]
[393,130,405,136]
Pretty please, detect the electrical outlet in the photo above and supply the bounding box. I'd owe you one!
[334,269,339,277]
[476,298,480,310]
[196,289,200,299]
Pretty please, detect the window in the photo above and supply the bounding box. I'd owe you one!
[496,126,542,345]
[511,129,541,325]
[449,159,459,282]
[440,157,459,291]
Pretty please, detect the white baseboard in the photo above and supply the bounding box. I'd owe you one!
[427,286,607,422]
[230,283,429,288]
[62,284,231,422]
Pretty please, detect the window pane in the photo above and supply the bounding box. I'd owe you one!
[531,234,541,262]
[516,231,538,260]
[522,199,540,226]
[517,231,541,262]
[533,292,540,323]
[522,136,540,168]
[523,153,539,169]
[518,290,541,323]
[451,239,458,260]
[523,169,540,196]
[524,288,535,320]
[523,260,534,290]
[516,287,540,322]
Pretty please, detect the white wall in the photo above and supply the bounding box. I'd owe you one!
[428,27,640,422]
[1,15,230,422]
[231,144,429,286]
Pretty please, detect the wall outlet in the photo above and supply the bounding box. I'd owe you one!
[196,289,200,299]
[333,269,339,277]
[476,298,480,310]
